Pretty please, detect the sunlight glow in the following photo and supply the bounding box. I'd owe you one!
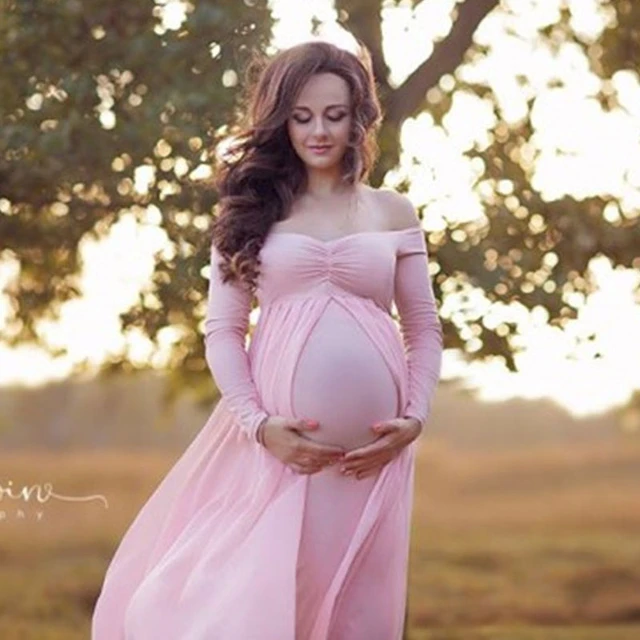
[381,0,456,88]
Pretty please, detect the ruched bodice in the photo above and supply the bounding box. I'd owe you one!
[256,227,428,313]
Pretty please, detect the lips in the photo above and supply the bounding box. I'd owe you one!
[308,145,333,153]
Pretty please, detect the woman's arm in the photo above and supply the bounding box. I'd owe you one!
[394,242,443,427]
[383,188,444,428]
[203,243,269,442]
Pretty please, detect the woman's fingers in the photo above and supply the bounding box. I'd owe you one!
[295,447,344,469]
[290,463,309,474]
[341,451,388,474]
[356,458,393,478]
[290,457,330,474]
[293,455,391,477]
[301,442,345,465]
[346,453,394,478]
[355,467,382,479]
[291,465,324,475]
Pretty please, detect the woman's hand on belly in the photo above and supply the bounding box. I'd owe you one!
[261,416,347,475]
[338,417,423,479]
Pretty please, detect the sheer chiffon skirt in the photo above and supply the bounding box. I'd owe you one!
[92,294,418,640]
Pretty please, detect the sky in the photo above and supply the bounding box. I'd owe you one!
[1,0,639,419]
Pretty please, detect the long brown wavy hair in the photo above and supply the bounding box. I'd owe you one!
[209,40,383,294]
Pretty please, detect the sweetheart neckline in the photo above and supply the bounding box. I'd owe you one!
[266,226,422,245]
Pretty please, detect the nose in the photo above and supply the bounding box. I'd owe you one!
[311,117,328,138]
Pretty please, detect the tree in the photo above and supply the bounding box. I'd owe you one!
[1,0,272,400]
[336,0,639,372]
[1,0,639,398]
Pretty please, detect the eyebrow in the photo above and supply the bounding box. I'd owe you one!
[292,104,349,111]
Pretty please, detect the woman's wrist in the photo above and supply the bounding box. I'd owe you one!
[255,417,268,446]
[403,415,424,438]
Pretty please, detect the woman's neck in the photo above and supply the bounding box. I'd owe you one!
[304,169,352,198]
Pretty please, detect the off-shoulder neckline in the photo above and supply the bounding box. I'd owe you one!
[266,226,423,246]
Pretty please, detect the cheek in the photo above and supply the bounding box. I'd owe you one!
[287,122,304,149]
[332,119,352,144]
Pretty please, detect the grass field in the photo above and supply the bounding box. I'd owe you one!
[0,438,639,639]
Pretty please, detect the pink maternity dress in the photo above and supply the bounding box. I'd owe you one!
[91,224,443,640]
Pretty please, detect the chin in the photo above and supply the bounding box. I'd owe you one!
[304,159,340,171]
[301,152,344,169]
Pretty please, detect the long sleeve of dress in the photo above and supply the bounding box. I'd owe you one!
[203,243,269,442]
[394,228,443,426]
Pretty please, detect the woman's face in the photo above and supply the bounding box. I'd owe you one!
[287,72,353,172]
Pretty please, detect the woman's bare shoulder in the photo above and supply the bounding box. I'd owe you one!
[366,186,421,231]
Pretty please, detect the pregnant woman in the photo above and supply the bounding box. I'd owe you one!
[92,40,443,639]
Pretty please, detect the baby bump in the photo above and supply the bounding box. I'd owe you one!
[291,299,399,451]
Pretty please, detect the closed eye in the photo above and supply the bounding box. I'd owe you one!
[292,113,348,124]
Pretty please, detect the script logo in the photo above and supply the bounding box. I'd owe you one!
[0,479,109,522]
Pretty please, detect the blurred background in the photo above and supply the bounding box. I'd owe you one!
[1,1,639,638]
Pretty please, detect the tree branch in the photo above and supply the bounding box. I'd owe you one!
[387,0,500,125]
[335,0,391,96]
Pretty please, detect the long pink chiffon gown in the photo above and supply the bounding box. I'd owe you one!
[91,224,443,640]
